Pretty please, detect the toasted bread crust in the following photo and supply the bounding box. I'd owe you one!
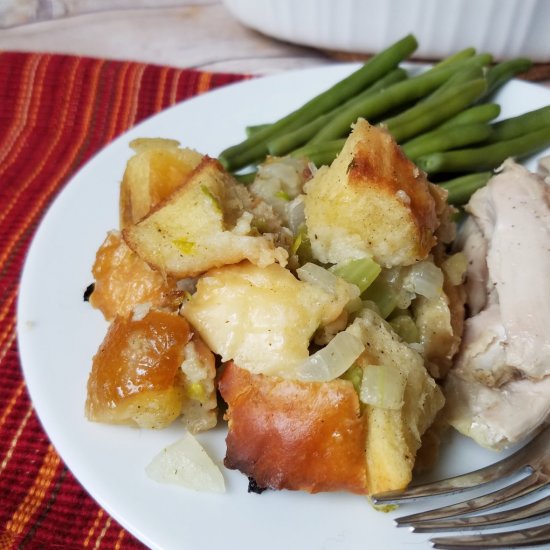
[219,362,368,494]
[86,309,192,429]
[305,119,439,267]
[348,126,438,256]
[89,230,180,321]
[123,157,286,278]
[119,138,203,228]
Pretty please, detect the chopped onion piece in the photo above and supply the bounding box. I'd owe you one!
[296,331,364,382]
[297,262,340,294]
[146,432,225,493]
[286,196,306,235]
[402,261,444,300]
[297,262,360,302]
[360,364,407,410]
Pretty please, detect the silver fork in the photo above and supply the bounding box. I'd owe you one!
[372,424,550,549]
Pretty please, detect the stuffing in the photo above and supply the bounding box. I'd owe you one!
[218,306,445,496]
[89,230,182,321]
[304,119,439,268]
[119,138,203,228]
[347,308,445,494]
[85,115,462,497]
[86,309,217,431]
[218,362,368,494]
[123,157,289,278]
[181,261,358,378]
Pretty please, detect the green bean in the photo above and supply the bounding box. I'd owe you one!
[309,53,493,143]
[416,126,550,174]
[385,78,487,143]
[267,68,408,157]
[267,116,327,157]
[290,139,346,167]
[439,103,501,128]
[483,57,533,98]
[245,124,270,137]
[486,105,550,143]
[439,172,492,205]
[402,122,493,160]
[422,64,484,103]
[218,34,418,171]
[233,171,257,184]
[432,47,476,68]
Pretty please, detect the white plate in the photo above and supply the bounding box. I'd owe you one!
[17,64,550,550]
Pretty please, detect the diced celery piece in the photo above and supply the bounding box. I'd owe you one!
[173,238,195,255]
[291,224,314,265]
[388,314,419,344]
[330,257,381,294]
[340,363,363,394]
[200,185,222,214]
[362,277,398,319]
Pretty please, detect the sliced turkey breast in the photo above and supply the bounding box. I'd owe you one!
[446,158,550,449]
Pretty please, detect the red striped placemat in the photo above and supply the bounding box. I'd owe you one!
[0,52,249,550]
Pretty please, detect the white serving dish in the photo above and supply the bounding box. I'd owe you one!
[222,0,550,62]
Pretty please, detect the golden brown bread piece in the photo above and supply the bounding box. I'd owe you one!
[304,119,439,268]
[86,309,193,429]
[219,362,368,494]
[89,230,182,321]
[119,138,203,228]
[123,157,288,279]
[86,306,218,432]
[181,261,356,378]
[347,309,445,494]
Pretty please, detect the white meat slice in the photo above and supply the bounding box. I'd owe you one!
[454,216,489,316]
[446,159,550,449]
[452,303,510,386]
[445,371,550,450]
[464,160,550,380]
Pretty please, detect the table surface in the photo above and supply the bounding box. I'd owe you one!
[0,0,547,83]
[0,1,337,75]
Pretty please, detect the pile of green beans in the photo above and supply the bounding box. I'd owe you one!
[218,35,548,206]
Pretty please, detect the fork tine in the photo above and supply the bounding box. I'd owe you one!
[372,453,531,505]
[411,495,550,532]
[430,522,550,549]
[396,472,548,526]
[372,425,550,505]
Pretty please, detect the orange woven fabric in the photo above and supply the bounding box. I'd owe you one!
[0,52,248,549]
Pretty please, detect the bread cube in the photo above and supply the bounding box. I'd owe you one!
[347,308,445,493]
[89,230,181,321]
[123,157,288,278]
[86,309,217,431]
[119,138,203,227]
[219,362,367,494]
[182,261,355,378]
[304,119,439,268]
